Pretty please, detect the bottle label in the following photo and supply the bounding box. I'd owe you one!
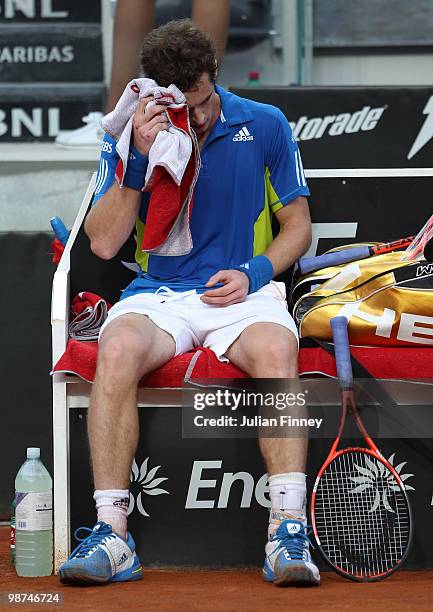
[15,492,52,531]
[10,525,15,548]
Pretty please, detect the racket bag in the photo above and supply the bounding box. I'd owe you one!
[291,245,433,347]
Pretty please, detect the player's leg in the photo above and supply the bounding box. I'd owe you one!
[198,286,319,587]
[192,0,230,65]
[89,313,176,510]
[108,0,230,112]
[106,0,156,112]
[59,309,179,585]
[55,0,155,147]
[225,323,319,587]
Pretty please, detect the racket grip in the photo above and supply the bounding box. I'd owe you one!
[331,316,353,389]
[299,246,370,275]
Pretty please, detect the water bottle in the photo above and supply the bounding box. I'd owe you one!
[15,448,53,577]
[10,497,16,565]
[50,216,70,246]
[247,70,261,87]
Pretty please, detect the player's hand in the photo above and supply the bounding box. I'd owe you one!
[200,270,249,307]
[132,97,170,156]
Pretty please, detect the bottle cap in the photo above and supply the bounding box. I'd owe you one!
[248,71,260,80]
[50,216,70,247]
[27,448,40,459]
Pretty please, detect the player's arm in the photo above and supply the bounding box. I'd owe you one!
[202,110,311,306]
[85,97,169,259]
[264,196,311,276]
[85,179,143,260]
[202,199,311,306]
[262,108,311,275]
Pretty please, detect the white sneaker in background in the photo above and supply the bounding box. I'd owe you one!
[55,112,104,148]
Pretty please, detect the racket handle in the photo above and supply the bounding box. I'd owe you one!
[331,316,353,390]
[299,246,370,274]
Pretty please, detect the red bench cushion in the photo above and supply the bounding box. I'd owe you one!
[52,339,433,385]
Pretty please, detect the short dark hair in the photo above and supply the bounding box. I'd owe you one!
[139,19,217,92]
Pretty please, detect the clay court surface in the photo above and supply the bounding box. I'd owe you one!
[1,528,432,611]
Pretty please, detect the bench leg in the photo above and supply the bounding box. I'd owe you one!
[52,379,70,573]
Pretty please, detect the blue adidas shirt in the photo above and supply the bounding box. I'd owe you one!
[93,85,310,298]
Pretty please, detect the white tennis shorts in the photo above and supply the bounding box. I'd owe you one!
[99,281,298,362]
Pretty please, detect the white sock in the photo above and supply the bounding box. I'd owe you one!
[93,489,129,539]
[268,473,307,538]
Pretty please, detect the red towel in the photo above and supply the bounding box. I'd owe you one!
[70,292,112,317]
[68,292,112,342]
[51,238,65,265]
[141,104,199,253]
[53,292,433,383]
[52,343,246,386]
[52,341,433,386]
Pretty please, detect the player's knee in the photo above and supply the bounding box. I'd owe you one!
[97,332,147,380]
[254,340,297,377]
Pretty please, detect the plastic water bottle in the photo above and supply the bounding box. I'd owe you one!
[50,216,70,246]
[10,497,16,565]
[15,448,53,577]
[247,70,261,87]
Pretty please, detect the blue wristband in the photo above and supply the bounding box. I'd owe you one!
[122,145,148,190]
[234,255,274,294]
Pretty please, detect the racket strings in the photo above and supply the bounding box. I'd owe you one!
[314,451,410,579]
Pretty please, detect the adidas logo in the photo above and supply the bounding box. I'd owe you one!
[113,497,130,508]
[233,126,253,141]
[116,552,128,566]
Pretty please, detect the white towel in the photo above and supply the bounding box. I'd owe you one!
[101,77,201,257]
[101,77,193,188]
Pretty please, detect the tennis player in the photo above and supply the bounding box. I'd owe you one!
[59,19,320,588]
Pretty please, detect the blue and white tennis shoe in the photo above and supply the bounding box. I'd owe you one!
[263,519,320,587]
[59,521,143,584]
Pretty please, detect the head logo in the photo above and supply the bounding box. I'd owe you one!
[348,453,414,513]
[339,302,433,346]
[128,457,169,517]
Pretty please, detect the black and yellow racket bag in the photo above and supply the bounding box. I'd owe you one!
[291,246,433,347]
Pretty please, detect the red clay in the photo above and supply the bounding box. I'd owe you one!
[1,527,432,611]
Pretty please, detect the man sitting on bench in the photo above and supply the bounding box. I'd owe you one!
[58,19,319,588]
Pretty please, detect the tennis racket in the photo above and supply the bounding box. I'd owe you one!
[310,316,413,581]
[299,235,414,275]
[401,213,433,262]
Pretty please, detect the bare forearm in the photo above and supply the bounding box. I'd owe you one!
[265,217,312,276]
[84,183,141,259]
